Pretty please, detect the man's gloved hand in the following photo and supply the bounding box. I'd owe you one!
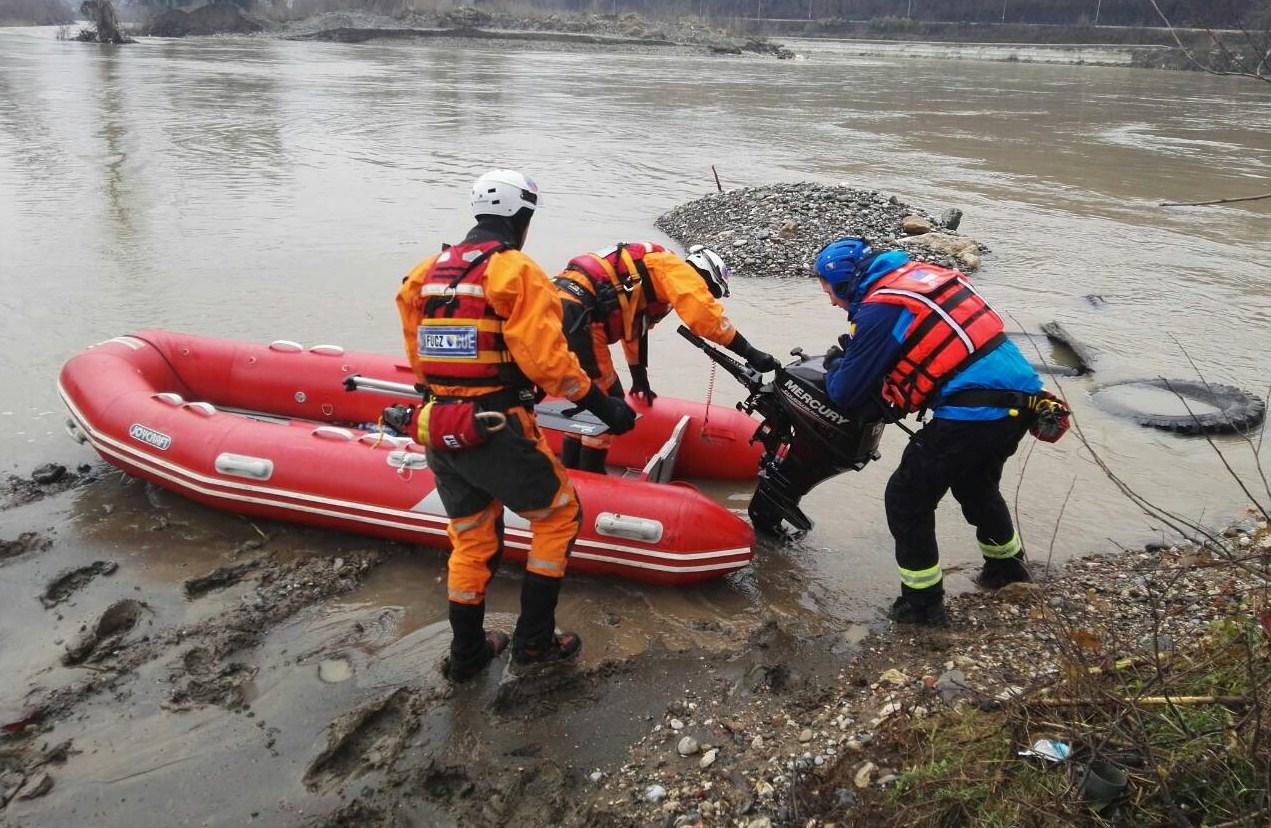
[628,364,657,405]
[578,384,637,435]
[726,332,780,374]
[382,404,415,435]
[746,348,780,373]
[823,344,844,369]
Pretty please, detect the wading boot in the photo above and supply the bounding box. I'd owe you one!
[442,601,510,682]
[560,436,581,470]
[976,553,1032,590]
[577,446,608,475]
[887,587,949,627]
[510,572,582,675]
[510,631,582,676]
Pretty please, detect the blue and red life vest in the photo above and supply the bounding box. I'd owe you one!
[861,262,1005,412]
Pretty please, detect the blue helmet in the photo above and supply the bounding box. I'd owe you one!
[814,237,873,299]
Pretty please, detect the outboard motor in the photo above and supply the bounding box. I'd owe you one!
[679,327,886,538]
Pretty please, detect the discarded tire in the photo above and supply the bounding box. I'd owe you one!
[1091,379,1266,435]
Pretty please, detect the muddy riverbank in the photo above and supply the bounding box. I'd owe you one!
[6,456,1263,826]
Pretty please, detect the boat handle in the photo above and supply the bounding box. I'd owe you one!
[359,432,412,448]
[153,392,185,406]
[595,513,664,543]
[215,453,274,481]
[269,340,304,353]
[313,426,354,441]
[309,344,345,356]
[65,418,88,445]
[185,402,217,417]
[387,450,429,471]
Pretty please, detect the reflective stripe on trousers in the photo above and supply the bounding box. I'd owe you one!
[897,564,943,591]
[978,531,1022,559]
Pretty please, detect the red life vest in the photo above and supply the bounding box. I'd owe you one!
[558,242,670,344]
[861,262,1005,412]
[410,240,531,391]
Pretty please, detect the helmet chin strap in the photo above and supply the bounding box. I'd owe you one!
[837,250,885,300]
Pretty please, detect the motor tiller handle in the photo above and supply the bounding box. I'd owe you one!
[676,326,763,392]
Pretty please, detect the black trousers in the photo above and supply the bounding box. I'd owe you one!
[884,416,1030,592]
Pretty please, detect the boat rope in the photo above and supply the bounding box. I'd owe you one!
[701,362,716,435]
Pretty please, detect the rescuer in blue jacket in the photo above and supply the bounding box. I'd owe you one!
[816,238,1041,626]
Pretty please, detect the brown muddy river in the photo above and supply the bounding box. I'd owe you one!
[1,25,1269,825]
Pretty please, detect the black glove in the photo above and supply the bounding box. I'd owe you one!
[382,404,415,435]
[727,332,780,373]
[823,345,844,369]
[578,384,637,435]
[838,333,852,351]
[628,364,657,405]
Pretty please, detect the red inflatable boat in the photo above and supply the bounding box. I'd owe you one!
[58,332,763,585]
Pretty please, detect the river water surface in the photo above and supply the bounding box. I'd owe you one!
[1,26,1269,824]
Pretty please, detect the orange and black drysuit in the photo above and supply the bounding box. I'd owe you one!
[396,220,595,668]
[553,242,759,470]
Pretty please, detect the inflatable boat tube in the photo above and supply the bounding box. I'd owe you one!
[59,332,765,586]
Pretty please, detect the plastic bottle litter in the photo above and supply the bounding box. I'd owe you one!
[1018,739,1071,763]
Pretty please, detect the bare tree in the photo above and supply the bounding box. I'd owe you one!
[1147,0,1270,83]
[77,0,133,44]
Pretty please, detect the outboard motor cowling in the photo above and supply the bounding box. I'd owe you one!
[678,328,886,539]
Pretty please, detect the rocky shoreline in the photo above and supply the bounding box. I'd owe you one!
[657,182,984,278]
[574,517,1270,827]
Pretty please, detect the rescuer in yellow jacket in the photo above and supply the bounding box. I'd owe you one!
[395,169,637,681]
[553,242,779,472]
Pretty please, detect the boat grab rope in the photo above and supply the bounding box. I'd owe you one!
[701,362,717,435]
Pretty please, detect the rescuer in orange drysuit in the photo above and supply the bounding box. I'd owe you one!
[553,242,779,472]
[395,169,637,680]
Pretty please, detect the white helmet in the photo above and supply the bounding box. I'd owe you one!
[470,169,540,219]
[687,245,731,299]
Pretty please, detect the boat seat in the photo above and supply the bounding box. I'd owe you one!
[639,415,690,484]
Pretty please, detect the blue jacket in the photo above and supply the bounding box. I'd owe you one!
[824,252,1041,421]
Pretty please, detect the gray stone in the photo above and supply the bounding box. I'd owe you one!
[936,669,973,705]
[31,463,66,485]
[832,787,856,809]
[15,771,53,800]
[940,207,963,231]
[645,783,667,803]
[677,735,700,756]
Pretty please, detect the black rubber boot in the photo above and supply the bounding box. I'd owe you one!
[577,446,608,475]
[443,601,509,682]
[511,572,582,672]
[976,553,1032,590]
[887,585,949,627]
[511,632,582,675]
[560,436,582,470]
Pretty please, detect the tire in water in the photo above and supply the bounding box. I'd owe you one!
[1090,379,1266,435]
